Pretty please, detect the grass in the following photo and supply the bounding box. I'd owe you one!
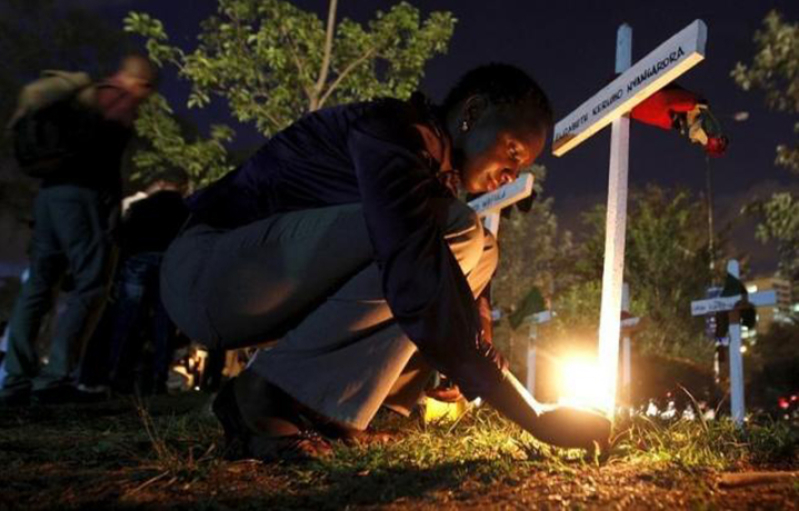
[1,393,797,509]
[130,395,221,488]
[130,397,797,479]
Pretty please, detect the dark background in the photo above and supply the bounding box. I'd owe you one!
[6,0,799,275]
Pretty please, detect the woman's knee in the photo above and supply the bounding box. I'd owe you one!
[437,200,485,275]
[469,230,498,296]
[159,231,215,345]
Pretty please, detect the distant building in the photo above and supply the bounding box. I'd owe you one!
[745,276,793,335]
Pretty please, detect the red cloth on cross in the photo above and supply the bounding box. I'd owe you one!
[630,84,700,130]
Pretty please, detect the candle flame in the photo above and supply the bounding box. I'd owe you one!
[557,355,614,413]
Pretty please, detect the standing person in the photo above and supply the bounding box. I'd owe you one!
[0,55,157,405]
[161,63,610,461]
[78,170,190,396]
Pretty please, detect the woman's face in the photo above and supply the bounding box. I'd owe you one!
[453,100,547,194]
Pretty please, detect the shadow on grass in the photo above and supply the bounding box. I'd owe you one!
[220,458,505,509]
[0,392,210,429]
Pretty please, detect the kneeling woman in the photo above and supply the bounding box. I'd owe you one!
[161,64,609,461]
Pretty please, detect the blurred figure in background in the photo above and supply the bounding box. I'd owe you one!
[1,55,157,406]
[79,169,190,396]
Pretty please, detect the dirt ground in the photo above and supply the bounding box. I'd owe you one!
[1,393,797,510]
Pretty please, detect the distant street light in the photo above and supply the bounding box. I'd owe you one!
[733,111,750,122]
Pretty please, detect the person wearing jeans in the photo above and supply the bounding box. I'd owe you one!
[1,56,156,405]
[78,182,189,395]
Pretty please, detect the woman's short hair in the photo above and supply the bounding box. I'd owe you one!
[443,63,553,131]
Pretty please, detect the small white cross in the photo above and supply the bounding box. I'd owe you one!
[690,260,777,426]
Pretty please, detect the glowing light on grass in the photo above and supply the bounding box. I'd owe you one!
[557,355,614,413]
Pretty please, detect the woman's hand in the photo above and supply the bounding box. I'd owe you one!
[483,370,611,451]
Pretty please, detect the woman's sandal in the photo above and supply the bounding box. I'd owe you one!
[212,379,333,462]
[247,430,333,462]
[288,397,397,446]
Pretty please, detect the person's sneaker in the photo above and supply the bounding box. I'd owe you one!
[212,377,333,463]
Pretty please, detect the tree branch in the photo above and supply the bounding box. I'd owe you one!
[312,0,338,110]
[284,31,315,106]
[253,93,282,131]
[317,46,376,110]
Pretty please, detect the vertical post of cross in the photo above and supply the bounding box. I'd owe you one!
[621,282,632,405]
[726,260,745,425]
[524,310,552,397]
[596,23,632,417]
[483,212,501,237]
[526,322,537,396]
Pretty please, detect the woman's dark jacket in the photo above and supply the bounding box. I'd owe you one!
[187,95,505,400]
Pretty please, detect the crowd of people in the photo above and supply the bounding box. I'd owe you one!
[1,54,611,462]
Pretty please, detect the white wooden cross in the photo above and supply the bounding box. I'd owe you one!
[690,259,777,426]
[553,20,707,416]
[524,309,553,397]
[620,283,640,407]
[468,173,535,236]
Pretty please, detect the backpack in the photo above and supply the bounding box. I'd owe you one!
[9,71,96,178]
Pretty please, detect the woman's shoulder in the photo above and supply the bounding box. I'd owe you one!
[349,94,435,150]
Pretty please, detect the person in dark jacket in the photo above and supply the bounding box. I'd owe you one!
[161,63,609,461]
[0,55,157,405]
[78,170,190,395]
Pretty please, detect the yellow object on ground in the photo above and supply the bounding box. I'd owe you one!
[422,396,470,423]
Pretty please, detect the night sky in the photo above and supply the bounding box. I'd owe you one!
[49,1,799,273]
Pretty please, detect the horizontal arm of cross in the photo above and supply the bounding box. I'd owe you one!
[552,19,707,157]
[524,310,553,324]
[690,290,777,316]
[621,316,641,329]
[468,173,534,216]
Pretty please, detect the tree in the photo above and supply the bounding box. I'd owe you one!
[746,319,799,413]
[554,185,720,359]
[732,10,798,173]
[129,96,236,188]
[488,166,571,374]
[749,191,799,278]
[733,10,799,278]
[491,166,561,311]
[124,0,455,186]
